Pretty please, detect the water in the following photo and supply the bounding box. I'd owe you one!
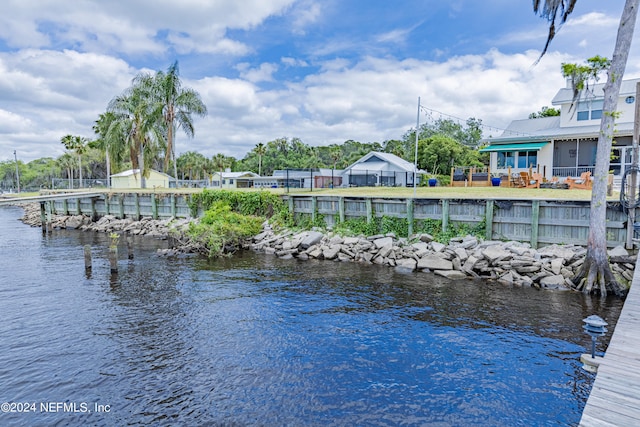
[0,206,624,426]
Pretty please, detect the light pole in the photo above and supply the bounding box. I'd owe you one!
[413,97,420,198]
[14,150,20,193]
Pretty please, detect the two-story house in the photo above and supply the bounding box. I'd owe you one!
[481,78,638,181]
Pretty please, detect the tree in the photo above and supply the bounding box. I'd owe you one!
[60,135,88,188]
[535,0,639,296]
[528,106,561,119]
[149,61,207,180]
[254,143,266,176]
[418,135,464,175]
[92,112,125,188]
[107,80,165,189]
[57,153,76,189]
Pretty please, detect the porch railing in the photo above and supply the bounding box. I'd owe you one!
[551,166,596,178]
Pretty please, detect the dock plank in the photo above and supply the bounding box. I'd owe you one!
[580,255,640,426]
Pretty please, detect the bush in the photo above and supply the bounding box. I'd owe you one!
[188,200,264,257]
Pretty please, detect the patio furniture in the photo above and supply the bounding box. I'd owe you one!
[566,171,592,190]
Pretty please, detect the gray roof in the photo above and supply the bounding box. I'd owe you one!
[553,77,640,104]
[214,171,259,179]
[344,151,420,173]
[487,115,634,144]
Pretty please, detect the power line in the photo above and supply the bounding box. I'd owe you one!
[418,105,537,138]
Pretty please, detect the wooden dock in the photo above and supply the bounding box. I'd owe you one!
[580,256,640,426]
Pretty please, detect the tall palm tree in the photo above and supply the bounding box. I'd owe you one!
[107,81,164,189]
[535,0,640,296]
[57,153,76,189]
[60,135,88,188]
[92,112,126,188]
[254,143,266,176]
[145,61,207,181]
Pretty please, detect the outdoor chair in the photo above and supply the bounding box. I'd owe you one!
[524,172,542,189]
[566,171,592,190]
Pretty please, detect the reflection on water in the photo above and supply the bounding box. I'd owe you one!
[0,206,624,426]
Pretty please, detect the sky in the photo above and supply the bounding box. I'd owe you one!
[1,0,639,163]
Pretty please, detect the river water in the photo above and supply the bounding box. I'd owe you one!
[0,205,624,426]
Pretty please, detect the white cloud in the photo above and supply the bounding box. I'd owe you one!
[0,0,296,56]
[0,45,613,163]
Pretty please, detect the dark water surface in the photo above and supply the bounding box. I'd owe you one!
[0,206,624,426]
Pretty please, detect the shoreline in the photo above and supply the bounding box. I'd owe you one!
[16,203,636,292]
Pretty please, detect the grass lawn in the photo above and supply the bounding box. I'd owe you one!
[29,185,617,202]
[279,185,613,201]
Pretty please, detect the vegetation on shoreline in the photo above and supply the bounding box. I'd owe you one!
[184,189,491,257]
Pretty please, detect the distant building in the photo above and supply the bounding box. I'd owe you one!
[342,151,422,187]
[253,169,343,189]
[210,171,260,189]
[110,169,173,189]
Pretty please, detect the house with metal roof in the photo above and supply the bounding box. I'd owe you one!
[110,169,174,189]
[481,78,638,180]
[342,151,423,187]
[211,171,260,189]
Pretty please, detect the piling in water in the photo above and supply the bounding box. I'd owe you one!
[84,245,92,271]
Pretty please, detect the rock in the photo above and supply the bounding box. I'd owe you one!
[482,245,512,263]
[411,242,429,252]
[65,216,84,229]
[418,233,434,243]
[300,231,324,249]
[396,258,417,271]
[453,247,468,262]
[373,236,394,249]
[323,245,341,260]
[431,242,446,252]
[377,243,393,258]
[538,245,577,261]
[550,258,564,275]
[608,245,629,257]
[307,247,323,258]
[343,236,360,245]
[338,253,352,262]
[418,255,453,270]
[539,274,570,290]
[434,270,468,279]
[462,255,478,273]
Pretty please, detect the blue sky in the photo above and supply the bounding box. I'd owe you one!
[0,0,637,163]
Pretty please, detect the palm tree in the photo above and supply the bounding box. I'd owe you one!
[60,135,88,188]
[107,81,165,189]
[146,61,207,181]
[535,0,639,296]
[57,153,76,189]
[254,143,266,176]
[92,112,126,188]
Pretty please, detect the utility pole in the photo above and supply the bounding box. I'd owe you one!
[14,150,20,193]
[413,97,420,198]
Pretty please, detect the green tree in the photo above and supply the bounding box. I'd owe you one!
[535,0,639,296]
[418,135,464,175]
[149,61,208,180]
[528,106,561,119]
[254,143,266,176]
[107,80,165,189]
[60,135,88,188]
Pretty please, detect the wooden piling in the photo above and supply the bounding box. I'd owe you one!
[109,246,118,274]
[84,245,92,271]
[127,235,134,260]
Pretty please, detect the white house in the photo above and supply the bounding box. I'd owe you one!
[210,171,260,189]
[110,169,173,189]
[482,78,638,180]
[342,151,423,187]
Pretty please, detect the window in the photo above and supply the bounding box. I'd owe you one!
[577,100,603,121]
[497,151,515,168]
[229,179,234,184]
[517,151,538,168]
